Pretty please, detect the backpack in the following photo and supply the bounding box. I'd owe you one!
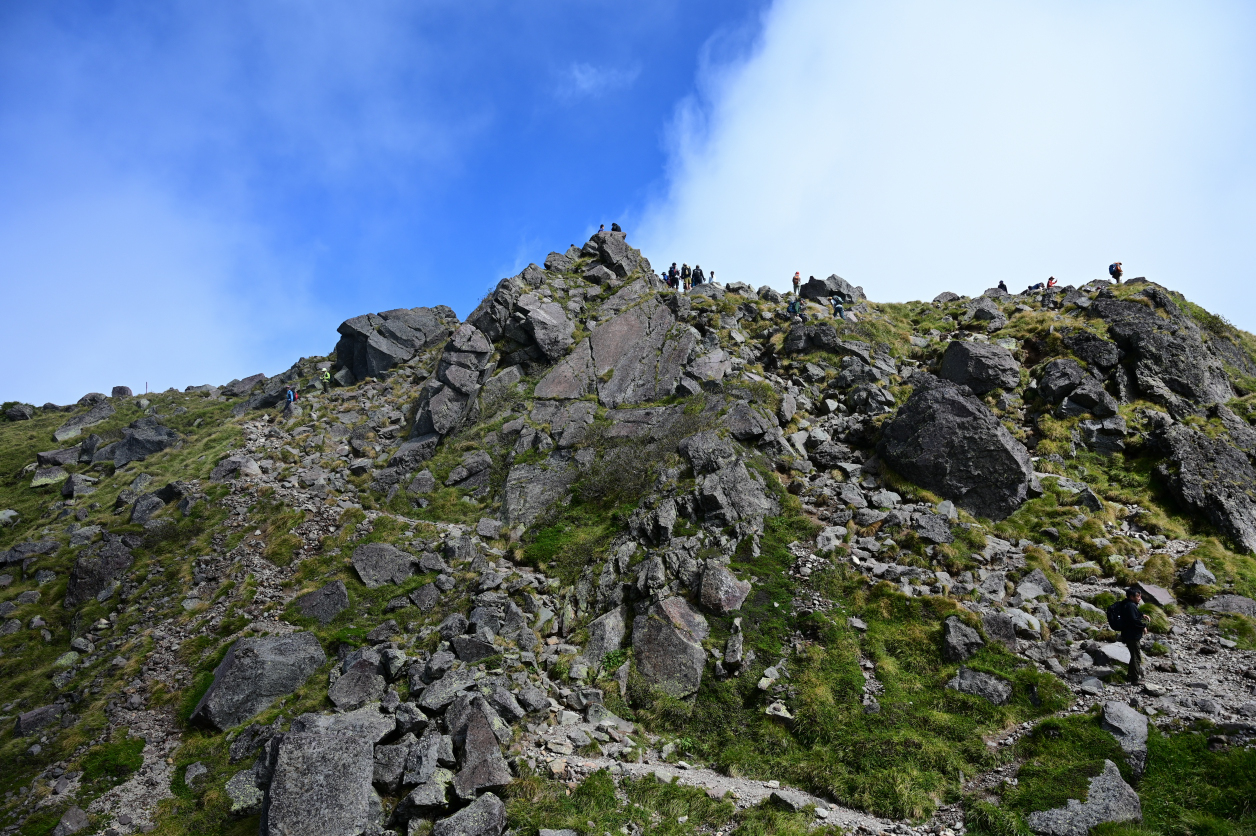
[1109,263,1119,276]
[1106,601,1127,632]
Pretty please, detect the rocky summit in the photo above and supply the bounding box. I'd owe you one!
[2,230,1255,836]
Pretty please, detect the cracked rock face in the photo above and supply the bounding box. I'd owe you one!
[938,340,1020,395]
[878,375,1033,521]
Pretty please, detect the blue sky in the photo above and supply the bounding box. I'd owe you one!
[3,1,1255,404]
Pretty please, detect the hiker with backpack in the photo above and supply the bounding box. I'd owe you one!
[998,280,1008,293]
[1109,262,1123,283]
[792,272,801,295]
[831,293,846,321]
[285,386,296,405]
[786,297,806,322]
[321,369,331,387]
[681,263,692,292]
[692,265,705,286]
[1107,587,1149,685]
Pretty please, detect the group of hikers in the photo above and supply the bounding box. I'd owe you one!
[282,368,332,404]
[786,272,848,321]
[1001,262,1125,296]
[664,262,712,291]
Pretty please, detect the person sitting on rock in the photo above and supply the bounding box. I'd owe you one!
[611,222,622,232]
[786,297,806,322]
[1047,276,1058,288]
[998,280,1008,293]
[1109,262,1123,283]
[599,223,605,233]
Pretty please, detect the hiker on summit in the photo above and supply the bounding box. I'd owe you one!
[792,272,801,295]
[1109,261,1123,283]
[611,222,622,232]
[668,263,679,289]
[599,224,605,233]
[998,280,1008,293]
[1047,276,1058,289]
[681,263,692,292]
[1108,587,1149,685]
[692,264,705,286]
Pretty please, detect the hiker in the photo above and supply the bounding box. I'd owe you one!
[320,368,331,386]
[1046,276,1058,289]
[792,272,801,295]
[831,293,846,320]
[668,263,679,289]
[998,280,1008,293]
[709,271,716,284]
[284,386,296,405]
[1109,262,1123,283]
[692,264,705,286]
[786,297,806,322]
[599,224,605,233]
[1026,282,1044,292]
[681,263,691,292]
[1109,587,1149,685]
[611,222,622,232]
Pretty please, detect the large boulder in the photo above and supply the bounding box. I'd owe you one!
[582,605,627,666]
[1038,359,1085,403]
[408,324,495,444]
[53,400,115,442]
[295,581,349,625]
[501,457,575,526]
[699,561,751,614]
[514,294,574,361]
[334,306,458,382]
[262,731,375,836]
[351,543,415,589]
[878,375,1033,520]
[535,298,699,407]
[939,341,1020,394]
[799,274,866,303]
[1026,760,1141,836]
[1091,287,1232,413]
[632,598,708,698]
[64,539,134,608]
[112,417,180,466]
[432,792,506,836]
[192,633,327,731]
[1100,701,1149,776]
[1155,421,1256,553]
[940,616,984,662]
[587,229,643,278]
[452,703,513,800]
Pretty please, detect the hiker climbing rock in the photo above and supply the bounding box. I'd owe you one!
[832,293,846,320]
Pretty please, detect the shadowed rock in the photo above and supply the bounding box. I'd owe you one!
[192,632,327,731]
[1026,760,1141,836]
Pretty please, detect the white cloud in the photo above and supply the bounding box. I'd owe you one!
[557,63,641,101]
[640,0,1256,327]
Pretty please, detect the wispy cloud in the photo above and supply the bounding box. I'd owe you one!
[557,62,641,101]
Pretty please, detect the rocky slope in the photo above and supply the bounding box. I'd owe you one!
[2,229,1255,836]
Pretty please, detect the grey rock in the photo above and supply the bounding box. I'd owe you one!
[583,605,627,665]
[226,770,264,816]
[291,704,396,744]
[699,562,751,614]
[941,616,984,662]
[192,632,327,731]
[432,791,506,836]
[501,457,575,526]
[679,431,738,475]
[295,581,349,625]
[1133,582,1173,608]
[263,731,375,836]
[335,306,458,382]
[878,375,1033,520]
[946,666,1012,705]
[5,403,34,421]
[1026,760,1141,836]
[914,513,954,544]
[130,493,166,524]
[1101,701,1149,776]
[1204,594,1256,618]
[419,668,476,711]
[452,635,498,663]
[1156,418,1256,553]
[632,598,707,698]
[939,341,1020,394]
[798,274,866,303]
[329,659,387,711]
[113,417,180,466]
[352,543,415,588]
[1039,359,1085,403]
[14,703,64,736]
[52,806,89,836]
[30,466,69,488]
[452,704,513,800]
[408,470,437,495]
[1179,559,1216,586]
[53,400,116,442]
[1058,377,1119,419]
[64,539,134,608]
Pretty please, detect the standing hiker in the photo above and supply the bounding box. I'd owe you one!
[692,264,705,286]
[1108,587,1149,685]
[792,272,801,295]
[681,263,692,292]
[1109,262,1123,283]
[998,280,1008,293]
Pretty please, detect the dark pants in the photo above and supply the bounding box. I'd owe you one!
[1124,637,1143,683]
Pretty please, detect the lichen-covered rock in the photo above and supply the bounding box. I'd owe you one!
[262,731,375,836]
[938,341,1020,394]
[64,539,134,608]
[940,616,984,662]
[351,543,415,589]
[878,375,1033,520]
[699,561,751,614]
[432,791,506,836]
[633,598,708,698]
[334,306,457,382]
[1155,421,1256,553]
[295,581,349,625]
[1100,701,1149,776]
[946,666,1011,705]
[1026,760,1141,836]
[192,633,327,731]
[501,457,575,526]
